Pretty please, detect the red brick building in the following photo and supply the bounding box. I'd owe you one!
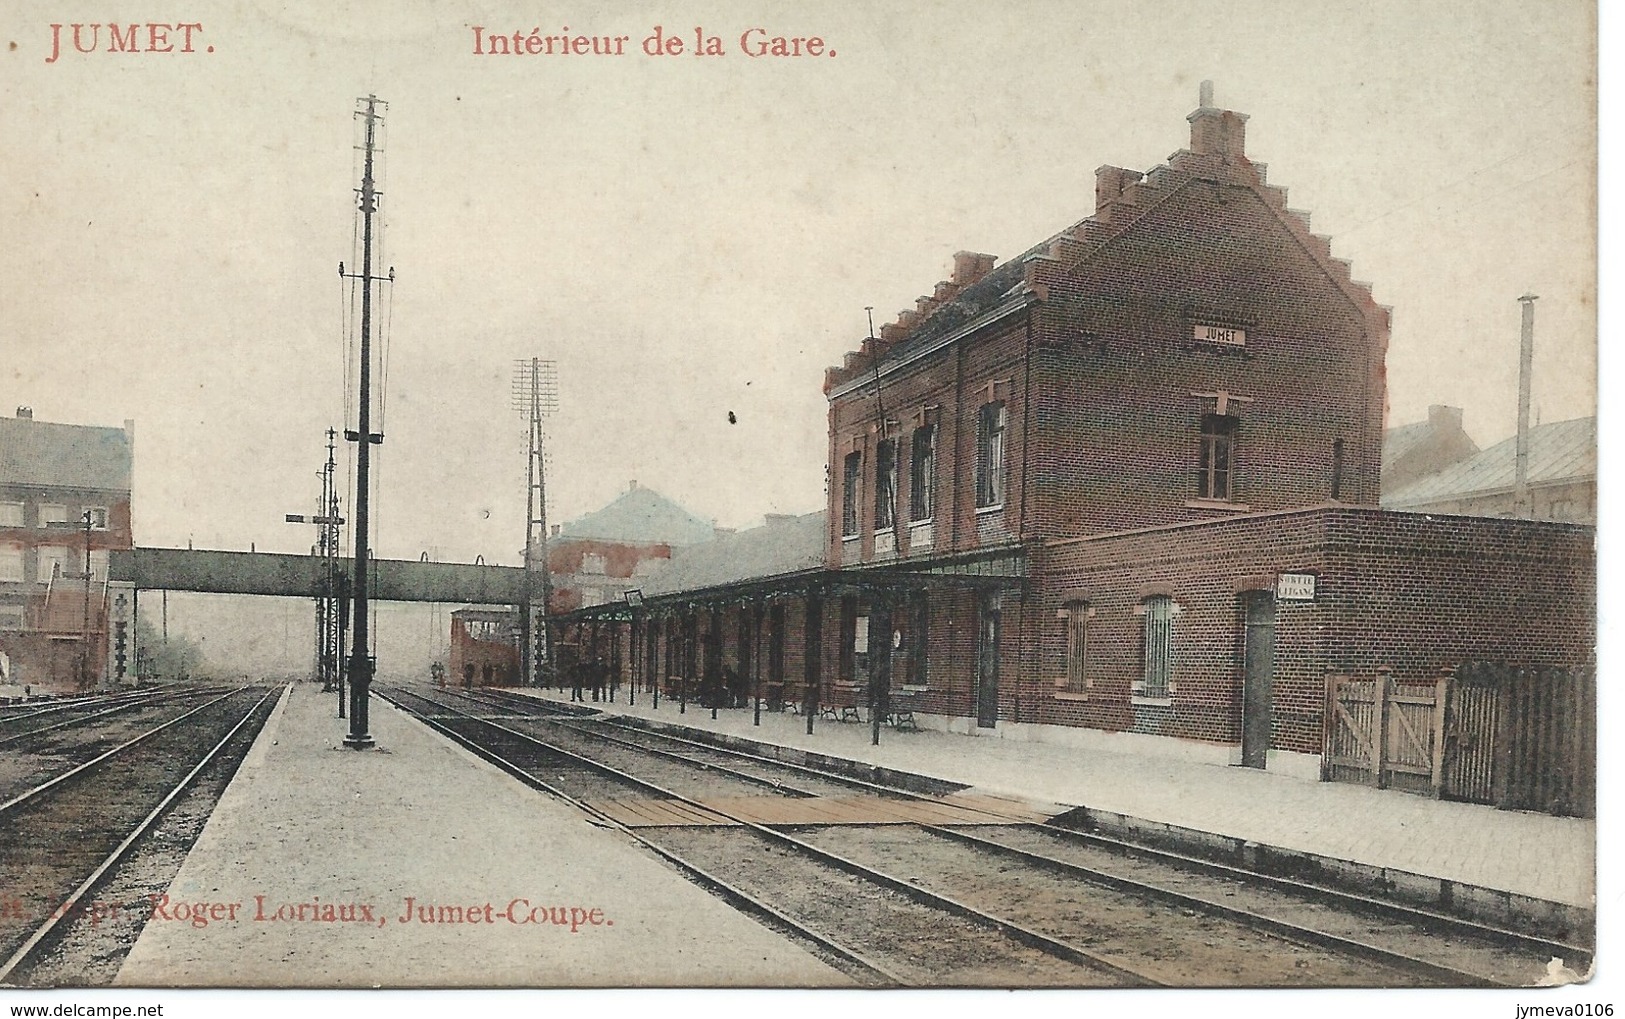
[447,608,520,688]
[558,91,1593,781]
[0,408,135,693]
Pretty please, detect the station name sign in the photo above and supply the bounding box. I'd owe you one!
[1193,324,1246,347]
[1276,573,1316,601]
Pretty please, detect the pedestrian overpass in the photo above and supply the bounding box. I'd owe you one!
[109,547,526,605]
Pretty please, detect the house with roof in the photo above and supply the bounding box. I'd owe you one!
[548,480,715,612]
[552,89,1593,796]
[1382,405,1480,494]
[0,407,136,692]
[1384,416,1595,524]
[447,481,715,687]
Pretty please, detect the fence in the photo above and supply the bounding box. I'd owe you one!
[1322,663,1594,818]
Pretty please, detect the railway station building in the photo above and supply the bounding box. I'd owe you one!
[551,92,1594,798]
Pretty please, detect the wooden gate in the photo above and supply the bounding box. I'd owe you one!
[1444,663,1595,818]
[1322,669,1447,795]
[1323,663,1596,818]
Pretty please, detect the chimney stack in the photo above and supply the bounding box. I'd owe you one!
[1515,293,1538,514]
[1427,405,1463,432]
[628,479,638,491]
[16,407,32,419]
[1187,80,1248,160]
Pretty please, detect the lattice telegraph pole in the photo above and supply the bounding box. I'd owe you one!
[285,429,346,705]
[513,358,558,686]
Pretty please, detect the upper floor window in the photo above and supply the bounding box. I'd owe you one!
[86,507,109,530]
[910,424,936,522]
[1139,595,1175,700]
[581,552,606,575]
[0,545,24,583]
[976,401,1007,509]
[0,502,23,528]
[36,545,72,582]
[1196,413,1239,502]
[841,451,863,538]
[38,504,68,529]
[874,438,898,532]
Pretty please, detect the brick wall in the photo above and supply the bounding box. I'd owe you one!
[1026,507,1593,754]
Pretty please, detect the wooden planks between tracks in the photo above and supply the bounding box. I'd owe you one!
[581,790,1060,828]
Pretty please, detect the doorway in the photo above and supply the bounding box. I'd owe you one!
[975,593,1000,728]
[1239,590,1276,769]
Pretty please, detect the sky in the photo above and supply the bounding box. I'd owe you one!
[2,0,1595,570]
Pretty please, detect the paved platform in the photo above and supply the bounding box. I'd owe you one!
[513,686,1596,910]
[114,683,847,988]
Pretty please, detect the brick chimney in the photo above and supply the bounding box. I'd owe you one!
[1187,79,1248,161]
[1427,405,1464,432]
[15,406,32,419]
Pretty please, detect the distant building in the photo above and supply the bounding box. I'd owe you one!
[1384,416,1596,523]
[547,481,714,613]
[0,407,135,692]
[1382,405,1479,494]
[447,608,520,688]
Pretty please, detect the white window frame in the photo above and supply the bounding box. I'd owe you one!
[0,545,24,583]
[0,502,24,528]
[38,504,69,529]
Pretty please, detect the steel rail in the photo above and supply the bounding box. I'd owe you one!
[0,685,281,984]
[376,687,900,986]
[0,689,211,749]
[0,687,184,729]
[435,688,832,798]
[916,823,1500,987]
[455,689,1518,984]
[383,685,1163,987]
[0,686,253,818]
[476,687,1591,966]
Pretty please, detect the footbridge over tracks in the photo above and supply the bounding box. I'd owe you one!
[109,547,526,605]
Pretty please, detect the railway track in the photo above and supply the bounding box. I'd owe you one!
[473,687,1594,965]
[0,686,195,743]
[384,684,1576,987]
[0,684,282,986]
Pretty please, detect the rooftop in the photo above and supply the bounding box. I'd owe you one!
[640,511,826,598]
[1384,416,1596,507]
[558,483,715,547]
[0,412,133,493]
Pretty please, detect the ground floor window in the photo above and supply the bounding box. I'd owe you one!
[1137,595,1175,699]
[1058,601,1092,694]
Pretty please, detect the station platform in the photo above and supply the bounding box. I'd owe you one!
[510,686,1597,911]
[113,683,847,988]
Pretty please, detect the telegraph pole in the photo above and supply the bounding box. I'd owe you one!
[340,95,391,748]
[284,429,346,698]
[513,358,558,686]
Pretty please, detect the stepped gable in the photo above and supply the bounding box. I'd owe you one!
[825,88,1389,393]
